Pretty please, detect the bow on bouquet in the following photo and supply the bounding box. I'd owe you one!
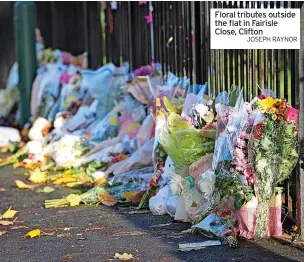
[249,95,299,239]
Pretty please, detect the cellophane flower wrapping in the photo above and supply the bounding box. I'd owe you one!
[212,88,245,170]
[158,112,215,174]
[249,96,299,239]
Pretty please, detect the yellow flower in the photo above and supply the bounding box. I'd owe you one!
[257,97,276,111]
[270,108,276,114]
[272,114,277,121]
[263,120,268,125]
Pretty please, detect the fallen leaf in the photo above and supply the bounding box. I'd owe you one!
[15,180,38,189]
[99,192,118,206]
[66,194,82,207]
[57,233,71,238]
[0,231,7,235]
[0,220,13,226]
[84,227,103,232]
[53,175,77,185]
[13,162,22,169]
[94,177,107,186]
[130,192,144,204]
[11,226,28,230]
[63,227,72,231]
[28,168,46,184]
[23,162,41,170]
[0,206,18,219]
[110,231,145,237]
[61,254,73,260]
[122,192,139,202]
[25,229,41,238]
[36,186,55,193]
[114,253,134,261]
[0,187,6,192]
[150,223,172,228]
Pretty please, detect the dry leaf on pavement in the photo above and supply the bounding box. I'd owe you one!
[99,192,118,206]
[25,229,41,238]
[28,168,47,184]
[61,254,73,260]
[0,231,7,235]
[0,220,13,226]
[15,180,38,189]
[11,226,28,230]
[0,206,18,219]
[114,253,134,261]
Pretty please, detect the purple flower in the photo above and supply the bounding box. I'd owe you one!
[134,65,153,76]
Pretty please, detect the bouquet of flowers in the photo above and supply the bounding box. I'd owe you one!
[249,95,299,239]
[158,111,215,174]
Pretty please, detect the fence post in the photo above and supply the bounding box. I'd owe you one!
[297,3,304,240]
[14,1,37,125]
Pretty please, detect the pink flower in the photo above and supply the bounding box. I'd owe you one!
[61,52,72,65]
[236,137,246,148]
[285,107,299,124]
[185,35,195,43]
[244,167,253,177]
[234,148,244,159]
[230,167,235,173]
[236,166,245,172]
[138,1,147,5]
[134,65,153,76]
[145,12,153,24]
[60,72,72,85]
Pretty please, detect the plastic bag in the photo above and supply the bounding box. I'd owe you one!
[107,139,154,176]
[135,115,154,149]
[107,62,130,115]
[0,85,19,118]
[88,110,119,142]
[192,213,229,237]
[189,153,213,183]
[149,195,167,215]
[166,195,180,217]
[81,63,115,119]
[108,166,154,186]
[212,89,246,170]
[237,193,282,239]
[149,185,173,216]
[181,83,208,117]
[6,62,19,90]
[127,75,163,105]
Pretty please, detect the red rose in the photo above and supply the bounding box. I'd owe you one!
[220,210,231,217]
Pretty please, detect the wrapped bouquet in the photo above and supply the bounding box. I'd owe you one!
[249,95,299,238]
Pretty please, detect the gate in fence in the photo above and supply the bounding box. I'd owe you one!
[37,1,303,236]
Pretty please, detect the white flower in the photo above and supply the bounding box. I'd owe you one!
[202,111,214,123]
[92,171,106,181]
[198,169,215,197]
[195,104,209,118]
[257,159,268,173]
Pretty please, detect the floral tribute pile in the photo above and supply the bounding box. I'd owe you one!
[0,32,299,248]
